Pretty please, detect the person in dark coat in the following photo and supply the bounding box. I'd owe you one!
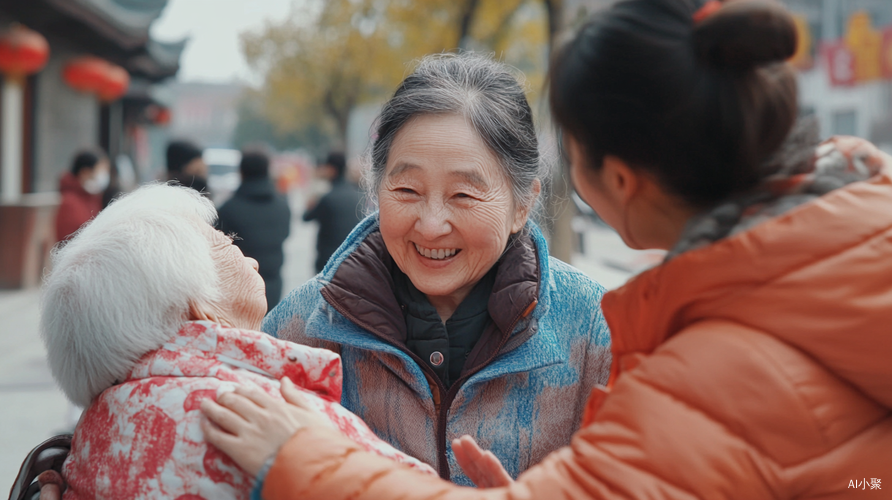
[303,152,363,273]
[218,150,292,311]
[55,150,109,242]
[166,140,209,196]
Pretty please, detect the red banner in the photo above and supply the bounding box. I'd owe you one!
[823,41,856,87]
[883,27,892,78]
[821,11,892,87]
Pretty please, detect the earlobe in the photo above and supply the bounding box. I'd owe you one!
[512,179,541,233]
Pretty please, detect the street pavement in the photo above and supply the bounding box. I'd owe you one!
[0,194,658,489]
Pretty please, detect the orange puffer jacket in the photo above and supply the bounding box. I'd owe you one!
[262,138,892,500]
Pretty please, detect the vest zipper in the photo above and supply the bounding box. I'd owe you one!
[322,291,535,481]
[432,300,533,481]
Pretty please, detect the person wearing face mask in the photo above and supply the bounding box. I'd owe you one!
[55,150,110,242]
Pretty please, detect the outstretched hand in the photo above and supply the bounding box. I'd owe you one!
[452,435,514,488]
[200,377,333,476]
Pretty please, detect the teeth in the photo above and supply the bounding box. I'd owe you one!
[414,244,457,260]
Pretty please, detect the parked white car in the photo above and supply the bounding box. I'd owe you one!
[203,148,241,206]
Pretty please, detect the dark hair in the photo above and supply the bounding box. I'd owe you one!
[550,0,798,208]
[367,52,543,210]
[166,140,203,173]
[324,151,347,179]
[70,150,106,176]
[240,151,270,179]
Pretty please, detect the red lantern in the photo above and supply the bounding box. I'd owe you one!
[0,24,49,77]
[62,56,108,93]
[96,63,129,102]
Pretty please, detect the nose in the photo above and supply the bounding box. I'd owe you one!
[246,257,260,272]
[415,203,452,240]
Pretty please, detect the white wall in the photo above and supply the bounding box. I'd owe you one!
[33,44,100,193]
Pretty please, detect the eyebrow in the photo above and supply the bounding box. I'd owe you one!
[388,162,490,190]
[450,170,489,190]
[387,162,419,178]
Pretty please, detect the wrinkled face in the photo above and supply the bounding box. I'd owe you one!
[378,113,528,305]
[199,223,266,330]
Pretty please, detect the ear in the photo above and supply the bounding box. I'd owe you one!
[600,155,640,208]
[187,299,226,325]
[511,178,541,233]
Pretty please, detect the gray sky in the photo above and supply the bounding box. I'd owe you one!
[150,0,300,84]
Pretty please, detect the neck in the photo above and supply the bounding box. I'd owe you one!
[426,286,474,323]
[187,301,259,331]
[634,188,699,251]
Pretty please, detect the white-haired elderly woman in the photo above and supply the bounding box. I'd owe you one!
[252,52,612,485]
[38,184,433,500]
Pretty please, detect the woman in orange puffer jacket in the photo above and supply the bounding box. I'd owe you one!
[200,0,892,498]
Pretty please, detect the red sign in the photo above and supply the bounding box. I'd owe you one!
[883,27,892,78]
[823,41,856,87]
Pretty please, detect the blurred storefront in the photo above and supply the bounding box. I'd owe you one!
[0,0,182,288]
[567,0,892,150]
[787,0,892,150]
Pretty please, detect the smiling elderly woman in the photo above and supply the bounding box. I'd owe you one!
[38,184,432,499]
[261,53,612,484]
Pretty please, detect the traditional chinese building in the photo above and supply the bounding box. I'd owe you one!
[0,0,183,288]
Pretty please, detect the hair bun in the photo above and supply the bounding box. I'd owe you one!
[694,0,797,69]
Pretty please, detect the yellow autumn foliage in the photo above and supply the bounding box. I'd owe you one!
[241,0,553,146]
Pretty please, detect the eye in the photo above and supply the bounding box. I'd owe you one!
[397,188,417,195]
[454,192,476,200]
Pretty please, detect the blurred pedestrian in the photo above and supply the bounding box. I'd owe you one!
[218,150,292,311]
[202,1,892,498]
[166,140,209,196]
[302,151,363,273]
[55,149,109,242]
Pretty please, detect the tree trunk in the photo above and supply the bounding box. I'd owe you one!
[456,0,481,50]
[323,82,356,151]
[541,0,576,263]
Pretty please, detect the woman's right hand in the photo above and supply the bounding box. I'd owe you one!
[451,435,514,488]
[200,378,333,477]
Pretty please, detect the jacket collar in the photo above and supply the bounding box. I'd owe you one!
[59,172,94,199]
[235,177,275,200]
[309,215,559,386]
[127,321,342,401]
[320,226,539,345]
[601,144,892,407]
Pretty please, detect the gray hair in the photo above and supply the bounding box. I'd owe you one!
[366,53,543,211]
[40,184,219,407]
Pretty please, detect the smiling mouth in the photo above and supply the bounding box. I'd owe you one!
[414,243,460,261]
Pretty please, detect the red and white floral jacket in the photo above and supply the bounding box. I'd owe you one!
[62,320,434,499]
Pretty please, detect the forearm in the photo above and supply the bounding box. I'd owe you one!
[264,427,499,500]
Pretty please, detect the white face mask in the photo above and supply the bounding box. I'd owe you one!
[83,169,110,194]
